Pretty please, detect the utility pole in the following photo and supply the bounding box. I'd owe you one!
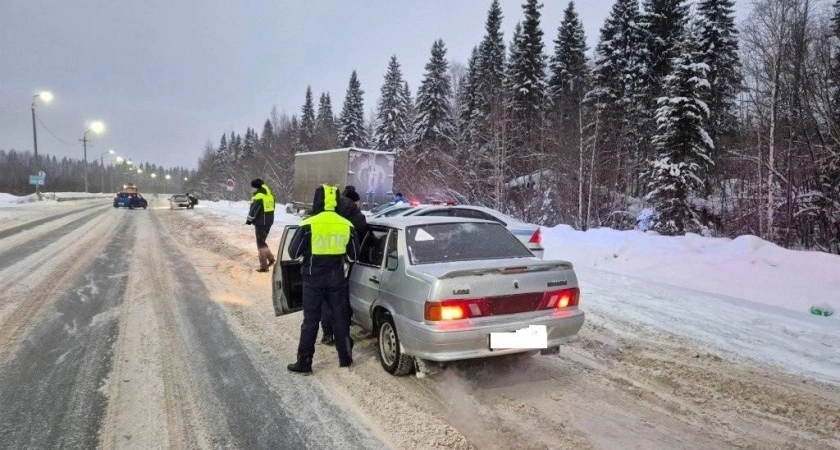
[31,101,40,197]
[81,135,89,193]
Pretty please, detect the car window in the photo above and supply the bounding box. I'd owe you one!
[452,208,486,220]
[416,209,451,217]
[381,206,412,217]
[406,222,532,264]
[358,229,389,267]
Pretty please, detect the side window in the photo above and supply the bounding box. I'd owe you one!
[418,209,451,217]
[359,229,389,267]
[479,211,505,225]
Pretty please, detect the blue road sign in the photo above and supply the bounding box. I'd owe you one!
[29,175,45,186]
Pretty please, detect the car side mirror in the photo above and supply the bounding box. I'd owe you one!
[386,253,399,271]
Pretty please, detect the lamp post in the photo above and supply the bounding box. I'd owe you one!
[31,91,53,197]
[100,149,114,193]
[80,121,105,193]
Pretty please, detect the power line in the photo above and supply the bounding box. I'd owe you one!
[36,115,77,146]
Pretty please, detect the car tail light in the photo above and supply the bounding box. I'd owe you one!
[539,288,580,310]
[528,228,542,245]
[425,298,490,321]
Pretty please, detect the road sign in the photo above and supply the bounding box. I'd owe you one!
[37,170,46,178]
[29,175,45,186]
[226,178,235,192]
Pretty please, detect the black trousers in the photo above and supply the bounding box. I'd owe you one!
[255,225,271,248]
[297,267,352,365]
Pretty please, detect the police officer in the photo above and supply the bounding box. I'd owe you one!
[287,185,357,374]
[246,178,276,272]
[320,186,368,345]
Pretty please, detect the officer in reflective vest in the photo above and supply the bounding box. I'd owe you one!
[287,185,358,374]
[246,178,276,272]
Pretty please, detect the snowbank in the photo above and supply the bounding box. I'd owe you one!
[197,200,301,226]
[543,225,840,316]
[0,192,113,207]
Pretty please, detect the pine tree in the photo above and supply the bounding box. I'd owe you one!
[375,56,410,152]
[300,86,316,151]
[506,0,547,168]
[259,119,274,155]
[339,71,367,147]
[646,30,713,235]
[402,82,415,137]
[696,0,740,141]
[460,47,479,133]
[473,0,506,126]
[549,1,589,102]
[217,133,228,158]
[413,39,454,144]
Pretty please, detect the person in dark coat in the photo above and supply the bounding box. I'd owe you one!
[320,186,369,345]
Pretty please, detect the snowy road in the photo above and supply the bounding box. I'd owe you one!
[0,200,382,449]
[0,197,838,450]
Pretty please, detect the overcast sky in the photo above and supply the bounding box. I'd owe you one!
[0,1,749,169]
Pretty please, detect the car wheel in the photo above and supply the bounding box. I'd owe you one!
[377,314,414,376]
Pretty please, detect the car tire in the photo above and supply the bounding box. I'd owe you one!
[377,314,414,376]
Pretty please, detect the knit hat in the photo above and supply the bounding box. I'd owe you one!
[250,178,264,189]
[344,189,360,202]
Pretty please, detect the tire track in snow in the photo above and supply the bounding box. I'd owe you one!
[0,215,134,449]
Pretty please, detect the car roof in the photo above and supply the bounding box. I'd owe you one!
[368,216,497,230]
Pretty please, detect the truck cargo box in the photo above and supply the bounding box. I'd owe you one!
[293,148,395,210]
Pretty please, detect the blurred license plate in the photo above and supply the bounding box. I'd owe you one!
[489,325,547,349]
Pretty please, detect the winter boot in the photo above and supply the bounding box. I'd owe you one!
[321,334,335,346]
[256,247,270,272]
[287,358,313,375]
[266,248,276,267]
[339,337,354,368]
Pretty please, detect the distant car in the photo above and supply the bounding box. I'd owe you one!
[273,217,583,376]
[169,194,191,209]
[113,192,147,209]
[394,205,544,258]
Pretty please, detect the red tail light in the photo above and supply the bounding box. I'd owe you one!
[528,228,542,245]
[425,298,490,321]
[539,288,580,310]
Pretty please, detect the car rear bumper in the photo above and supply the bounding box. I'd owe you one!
[394,308,584,362]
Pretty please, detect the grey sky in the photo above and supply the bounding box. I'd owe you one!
[1,1,748,169]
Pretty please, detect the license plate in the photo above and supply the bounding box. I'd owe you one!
[489,325,548,350]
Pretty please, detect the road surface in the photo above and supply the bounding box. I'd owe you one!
[0,198,837,450]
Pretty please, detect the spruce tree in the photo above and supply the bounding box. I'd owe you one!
[402,82,415,141]
[696,0,740,142]
[413,39,454,144]
[641,0,688,96]
[375,56,410,152]
[315,92,338,149]
[506,0,547,163]
[300,86,316,151]
[646,30,712,235]
[589,0,647,194]
[339,71,367,147]
[259,119,274,155]
[460,47,479,132]
[473,0,506,126]
[549,1,589,102]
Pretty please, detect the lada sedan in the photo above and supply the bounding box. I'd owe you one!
[272,217,584,376]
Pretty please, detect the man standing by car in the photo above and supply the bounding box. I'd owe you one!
[320,186,368,345]
[288,185,357,374]
[246,178,275,272]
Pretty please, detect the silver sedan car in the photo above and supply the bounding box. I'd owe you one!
[272,217,584,376]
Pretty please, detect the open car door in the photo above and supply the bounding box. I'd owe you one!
[272,225,303,316]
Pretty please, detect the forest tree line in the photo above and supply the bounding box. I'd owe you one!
[189,0,838,253]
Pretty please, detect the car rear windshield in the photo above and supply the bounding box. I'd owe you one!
[406,222,533,264]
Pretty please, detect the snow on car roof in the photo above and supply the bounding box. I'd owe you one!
[368,216,496,230]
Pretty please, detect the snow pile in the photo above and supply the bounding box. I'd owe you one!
[543,225,840,316]
[0,193,39,207]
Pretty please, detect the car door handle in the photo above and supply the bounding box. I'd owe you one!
[369,277,380,284]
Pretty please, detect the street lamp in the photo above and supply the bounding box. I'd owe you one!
[100,149,114,193]
[31,91,53,197]
[80,120,105,193]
